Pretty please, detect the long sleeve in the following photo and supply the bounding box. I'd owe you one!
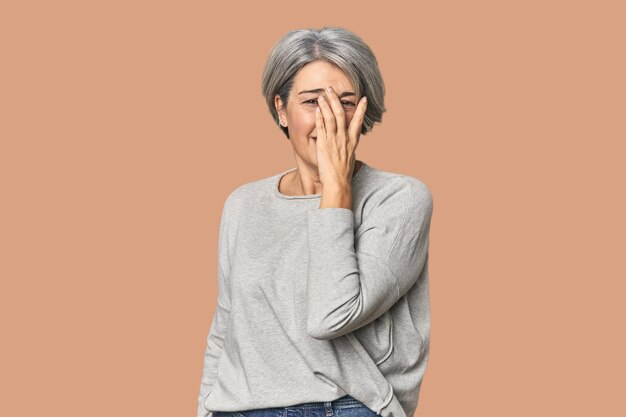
[197,199,232,417]
[306,178,433,340]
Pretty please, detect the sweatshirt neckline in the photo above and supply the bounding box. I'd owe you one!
[274,161,369,200]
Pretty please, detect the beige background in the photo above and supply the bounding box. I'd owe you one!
[1,1,624,416]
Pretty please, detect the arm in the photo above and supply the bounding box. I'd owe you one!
[197,198,232,417]
[306,178,433,340]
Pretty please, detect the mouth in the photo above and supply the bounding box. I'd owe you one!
[311,136,317,141]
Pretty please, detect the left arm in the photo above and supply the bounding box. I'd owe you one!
[306,178,433,340]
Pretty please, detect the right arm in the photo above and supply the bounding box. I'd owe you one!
[197,196,233,417]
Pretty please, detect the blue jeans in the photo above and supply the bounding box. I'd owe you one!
[213,395,380,417]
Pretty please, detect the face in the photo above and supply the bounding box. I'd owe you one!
[275,60,360,169]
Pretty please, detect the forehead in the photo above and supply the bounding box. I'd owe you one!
[292,61,354,93]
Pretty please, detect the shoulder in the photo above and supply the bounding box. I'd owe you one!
[221,184,247,219]
[361,165,433,216]
[220,172,277,215]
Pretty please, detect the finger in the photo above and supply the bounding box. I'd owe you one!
[315,105,326,142]
[324,86,346,136]
[348,96,368,146]
[317,94,336,139]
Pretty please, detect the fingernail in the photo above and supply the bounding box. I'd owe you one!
[319,95,325,101]
[326,86,332,93]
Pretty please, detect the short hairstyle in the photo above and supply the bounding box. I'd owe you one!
[261,26,387,140]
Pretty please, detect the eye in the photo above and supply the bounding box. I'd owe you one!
[304,99,355,106]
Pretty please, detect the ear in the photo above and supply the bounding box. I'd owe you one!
[275,94,285,120]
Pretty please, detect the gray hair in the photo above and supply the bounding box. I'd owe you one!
[261,26,387,140]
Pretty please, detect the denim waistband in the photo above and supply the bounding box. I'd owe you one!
[212,395,374,417]
[284,394,362,409]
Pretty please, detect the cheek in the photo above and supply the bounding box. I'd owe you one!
[344,110,356,125]
[292,111,316,130]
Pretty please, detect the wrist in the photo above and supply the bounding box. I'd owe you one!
[320,184,352,209]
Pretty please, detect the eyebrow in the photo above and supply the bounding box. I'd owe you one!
[298,88,356,98]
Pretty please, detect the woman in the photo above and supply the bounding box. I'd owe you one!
[197,27,433,417]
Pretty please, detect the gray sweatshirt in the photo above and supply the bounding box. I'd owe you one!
[197,161,433,417]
